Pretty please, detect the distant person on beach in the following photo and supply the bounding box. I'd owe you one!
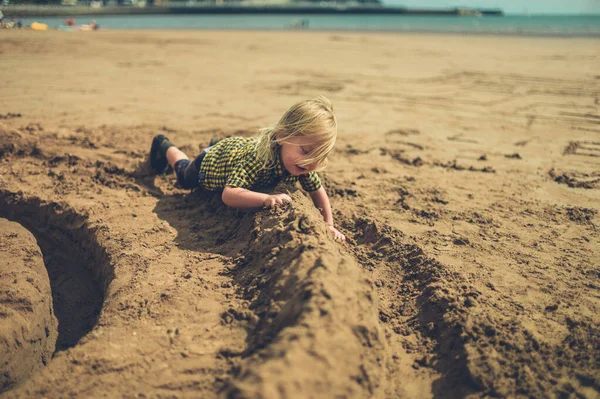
[80,20,99,31]
[148,96,346,241]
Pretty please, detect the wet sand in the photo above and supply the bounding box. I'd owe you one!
[0,30,599,398]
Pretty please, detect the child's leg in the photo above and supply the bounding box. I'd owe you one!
[172,150,206,189]
[166,147,188,170]
[150,134,202,189]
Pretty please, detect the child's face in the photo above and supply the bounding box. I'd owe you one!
[279,136,317,176]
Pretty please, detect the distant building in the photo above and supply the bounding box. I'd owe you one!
[190,0,382,4]
[290,0,381,4]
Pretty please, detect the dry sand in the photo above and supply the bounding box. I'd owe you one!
[0,30,599,398]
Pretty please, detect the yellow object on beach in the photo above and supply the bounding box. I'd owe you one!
[31,22,48,31]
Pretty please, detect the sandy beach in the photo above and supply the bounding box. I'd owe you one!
[0,30,599,398]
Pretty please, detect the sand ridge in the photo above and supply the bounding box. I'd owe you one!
[0,218,58,392]
[0,30,599,398]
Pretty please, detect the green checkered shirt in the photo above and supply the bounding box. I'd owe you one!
[198,137,322,192]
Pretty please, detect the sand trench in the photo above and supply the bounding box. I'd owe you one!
[0,192,111,392]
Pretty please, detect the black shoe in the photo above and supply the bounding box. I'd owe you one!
[149,134,171,174]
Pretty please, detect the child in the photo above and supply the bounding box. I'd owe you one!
[149,96,346,241]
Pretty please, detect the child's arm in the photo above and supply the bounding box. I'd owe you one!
[222,186,291,209]
[309,187,346,241]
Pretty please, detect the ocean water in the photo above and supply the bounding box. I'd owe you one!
[16,14,600,36]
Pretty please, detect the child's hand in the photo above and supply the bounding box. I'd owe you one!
[328,225,346,242]
[263,193,292,208]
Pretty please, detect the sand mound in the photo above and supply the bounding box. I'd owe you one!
[223,190,384,398]
[0,219,57,392]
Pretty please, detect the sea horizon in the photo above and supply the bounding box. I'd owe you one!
[6,13,600,37]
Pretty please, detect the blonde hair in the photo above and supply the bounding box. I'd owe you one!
[255,95,337,172]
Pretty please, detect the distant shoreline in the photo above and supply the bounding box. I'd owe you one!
[1,5,504,18]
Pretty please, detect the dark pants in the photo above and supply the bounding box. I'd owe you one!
[174,151,206,189]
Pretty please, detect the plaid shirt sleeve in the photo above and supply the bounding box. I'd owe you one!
[299,172,322,192]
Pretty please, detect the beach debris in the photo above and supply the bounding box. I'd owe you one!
[549,168,600,189]
[0,113,21,120]
[504,153,522,159]
[563,140,600,157]
[385,128,420,136]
